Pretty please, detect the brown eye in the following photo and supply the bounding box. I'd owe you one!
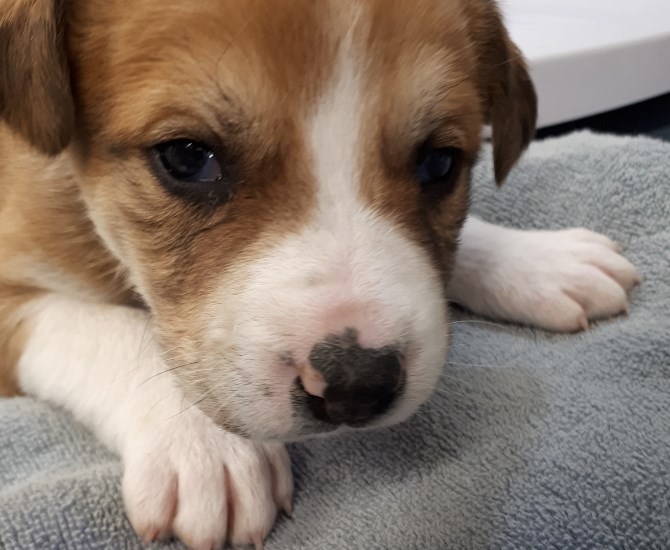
[155,140,222,182]
[151,140,235,206]
[416,147,457,188]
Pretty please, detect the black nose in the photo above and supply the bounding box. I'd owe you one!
[303,329,405,426]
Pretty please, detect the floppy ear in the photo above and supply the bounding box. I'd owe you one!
[469,2,537,184]
[0,0,74,155]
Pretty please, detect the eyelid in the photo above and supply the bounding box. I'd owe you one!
[421,126,463,150]
[140,109,218,143]
[148,138,230,174]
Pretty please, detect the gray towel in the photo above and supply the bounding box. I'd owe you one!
[1,131,669,549]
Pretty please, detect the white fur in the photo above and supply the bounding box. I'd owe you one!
[17,295,292,548]
[448,217,640,331]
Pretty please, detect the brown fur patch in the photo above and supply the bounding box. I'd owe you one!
[59,0,346,348]
[346,0,535,276]
[0,0,74,154]
[0,127,133,302]
[0,284,45,396]
[462,0,537,183]
[0,126,134,390]
[0,290,32,396]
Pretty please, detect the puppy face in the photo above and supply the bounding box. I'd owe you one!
[1,0,535,439]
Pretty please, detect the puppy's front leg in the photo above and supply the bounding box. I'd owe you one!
[15,294,292,549]
[448,217,641,331]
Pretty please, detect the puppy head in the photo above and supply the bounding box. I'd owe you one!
[1,0,535,440]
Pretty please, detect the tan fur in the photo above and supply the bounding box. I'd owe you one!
[0,126,134,392]
[0,0,74,154]
[0,0,535,396]
[0,288,34,396]
[348,1,486,275]
[462,0,537,183]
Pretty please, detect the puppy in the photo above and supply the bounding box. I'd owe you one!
[0,0,639,547]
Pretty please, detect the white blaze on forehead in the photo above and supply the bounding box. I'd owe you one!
[308,26,367,225]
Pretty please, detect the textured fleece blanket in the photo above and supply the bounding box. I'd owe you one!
[1,131,669,549]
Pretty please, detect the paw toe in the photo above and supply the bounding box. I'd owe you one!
[172,462,228,549]
[225,454,278,546]
[562,265,630,321]
[564,227,620,251]
[587,250,641,291]
[264,443,294,514]
[123,456,177,542]
[533,293,589,332]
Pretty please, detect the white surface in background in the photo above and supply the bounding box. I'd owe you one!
[501,0,670,127]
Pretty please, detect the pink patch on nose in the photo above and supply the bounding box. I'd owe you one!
[296,362,327,398]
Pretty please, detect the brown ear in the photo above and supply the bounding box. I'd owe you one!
[468,1,537,184]
[0,0,74,155]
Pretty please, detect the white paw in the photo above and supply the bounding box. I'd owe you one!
[454,226,641,332]
[122,407,293,550]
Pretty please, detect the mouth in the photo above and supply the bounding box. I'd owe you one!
[289,379,342,436]
[294,378,371,429]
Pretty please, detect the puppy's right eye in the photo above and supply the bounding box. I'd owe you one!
[155,140,222,183]
[151,140,235,205]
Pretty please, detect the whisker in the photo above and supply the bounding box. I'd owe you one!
[168,371,238,419]
[137,316,153,359]
[158,340,204,358]
[147,389,182,415]
[169,384,222,419]
[140,361,200,386]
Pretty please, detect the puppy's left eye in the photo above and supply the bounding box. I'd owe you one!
[416,147,458,189]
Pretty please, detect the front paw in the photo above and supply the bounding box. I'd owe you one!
[456,226,641,332]
[502,228,640,331]
[122,409,293,549]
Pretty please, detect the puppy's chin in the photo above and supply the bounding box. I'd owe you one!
[208,413,393,443]
[182,361,441,442]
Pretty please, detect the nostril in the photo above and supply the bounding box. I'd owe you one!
[296,362,327,398]
[301,389,329,422]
